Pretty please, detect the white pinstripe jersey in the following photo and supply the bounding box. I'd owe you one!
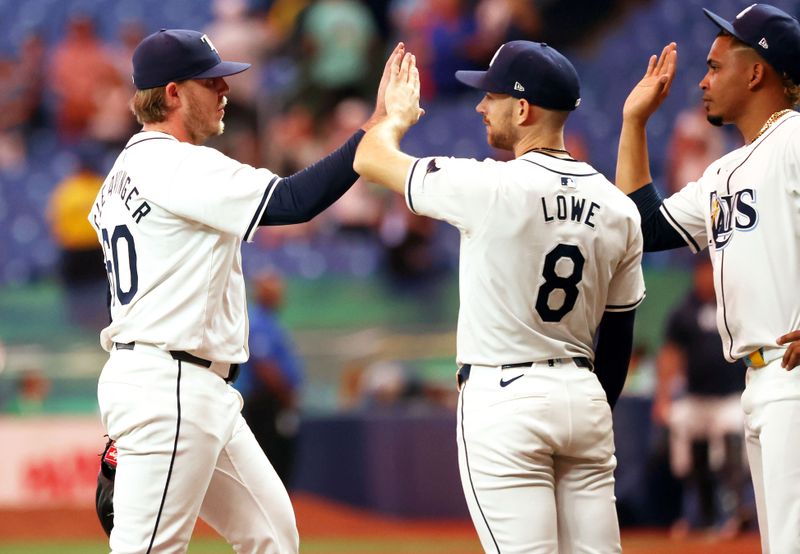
[405,151,646,366]
[88,131,278,363]
[661,111,800,361]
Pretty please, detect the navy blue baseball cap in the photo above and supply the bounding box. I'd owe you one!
[455,41,581,111]
[132,29,250,90]
[703,3,800,83]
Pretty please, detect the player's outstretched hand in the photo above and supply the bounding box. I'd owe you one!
[622,43,677,124]
[778,331,800,370]
[363,42,405,130]
[385,51,425,131]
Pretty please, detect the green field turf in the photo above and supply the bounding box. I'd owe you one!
[0,538,482,554]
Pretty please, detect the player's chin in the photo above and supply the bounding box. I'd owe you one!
[706,113,724,127]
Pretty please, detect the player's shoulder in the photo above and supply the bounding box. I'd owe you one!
[590,171,643,222]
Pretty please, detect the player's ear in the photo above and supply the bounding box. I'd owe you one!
[164,82,182,108]
[516,98,532,125]
[746,62,764,90]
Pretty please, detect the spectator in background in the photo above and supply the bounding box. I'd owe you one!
[653,257,750,538]
[237,271,304,486]
[46,147,108,328]
[297,0,379,117]
[205,0,275,165]
[87,20,146,151]
[7,368,51,416]
[666,104,728,196]
[0,33,46,134]
[0,33,47,169]
[324,98,386,237]
[48,15,122,141]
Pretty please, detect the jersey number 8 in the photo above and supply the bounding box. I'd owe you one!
[101,225,139,306]
[535,243,584,322]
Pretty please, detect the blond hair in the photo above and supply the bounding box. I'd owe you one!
[130,87,170,124]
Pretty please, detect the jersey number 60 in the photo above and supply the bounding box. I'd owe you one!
[101,225,139,306]
[535,243,584,322]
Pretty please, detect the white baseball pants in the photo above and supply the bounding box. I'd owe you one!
[668,394,744,477]
[457,361,621,554]
[97,344,299,553]
[741,356,800,553]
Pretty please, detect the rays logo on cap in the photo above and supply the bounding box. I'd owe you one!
[736,4,756,19]
[200,34,218,53]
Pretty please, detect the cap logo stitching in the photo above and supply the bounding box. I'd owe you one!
[514,81,525,92]
[736,4,756,19]
[758,37,769,49]
[200,34,218,54]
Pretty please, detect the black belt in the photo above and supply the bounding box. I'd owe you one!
[457,356,593,388]
[502,357,593,370]
[114,342,240,383]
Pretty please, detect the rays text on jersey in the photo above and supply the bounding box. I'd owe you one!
[92,170,152,230]
[709,189,757,250]
[541,194,601,228]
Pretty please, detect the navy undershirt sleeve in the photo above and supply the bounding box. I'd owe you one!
[259,129,365,226]
[628,183,686,251]
[593,309,636,409]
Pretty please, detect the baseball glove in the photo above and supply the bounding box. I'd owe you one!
[96,437,117,537]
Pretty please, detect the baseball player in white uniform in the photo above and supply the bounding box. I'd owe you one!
[615,4,800,552]
[89,29,403,553]
[355,43,645,553]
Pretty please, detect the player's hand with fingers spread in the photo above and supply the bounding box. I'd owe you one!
[363,42,406,130]
[622,42,677,124]
[778,331,800,370]
[385,51,425,132]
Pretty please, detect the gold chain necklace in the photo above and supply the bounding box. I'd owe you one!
[751,109,794,143]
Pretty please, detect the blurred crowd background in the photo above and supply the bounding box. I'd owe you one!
[0,0,798,537]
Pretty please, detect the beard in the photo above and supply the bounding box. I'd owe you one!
[486,120,516,151]
[706,114,723,127]
[184,93,225,144]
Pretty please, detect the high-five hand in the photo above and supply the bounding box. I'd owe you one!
[364,42,406,130]
[622,42,677,124]
[385,51,425,131]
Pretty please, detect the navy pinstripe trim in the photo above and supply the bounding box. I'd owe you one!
[659,204,701,251]
[520,158,598,177]
[244,176,279,239]
[606,292,645,310]
[124,137,175,150]
[147,361,182,553]
[460,382,500,553]
[406,158,423,214]
[720,250,734,360]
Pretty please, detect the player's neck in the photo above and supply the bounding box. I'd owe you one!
[142,121,196,145]
[514,131,568,159]
[738,99,794,144]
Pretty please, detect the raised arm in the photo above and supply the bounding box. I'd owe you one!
[353,51,425,193]
[615,43,677,194]
[259,43,406,225]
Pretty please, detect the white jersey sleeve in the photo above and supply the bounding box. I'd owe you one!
[405,156,502,233]
[138,140,277,242]
[660,177,709,253]
[606,209,646,312]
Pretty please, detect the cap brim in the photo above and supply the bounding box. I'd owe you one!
[703,8,742,41]
[455,70,499,93]
[194,61,251,80]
